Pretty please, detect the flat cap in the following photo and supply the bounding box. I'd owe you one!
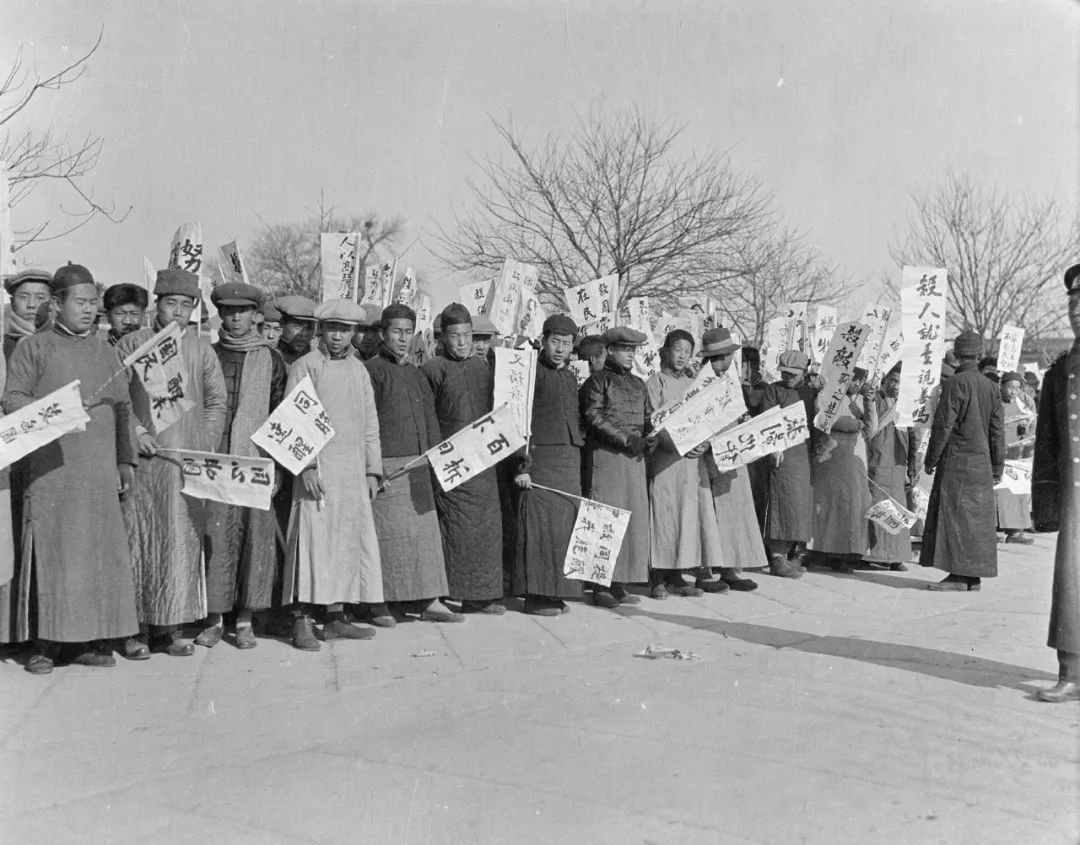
[471,314,499,337]
[602,326,648,347]
[276,295,317,320]
[778,349,810,373]
[260,301,282,322]
[154,268,200,299]
[314,298,366,325]
[699,326,739,358]
[954,330,984,358]
[542,313,578,337]
[104,283,149,311]
[211,282,263,308]
[52,262,95,293]
[3,267,52,295]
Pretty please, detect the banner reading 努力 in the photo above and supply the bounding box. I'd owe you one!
[895,266,948,428]
[0,381,91,470]
[493,346,538,439]
[250,375,335,475]
[563,498,632,588]
[813,321,871,434]
[997,325,1025,374]
[427,403,526,493]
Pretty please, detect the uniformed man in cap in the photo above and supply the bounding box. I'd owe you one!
[102,283,149,346]
[195,283,288,651]
[3,268,52,358]
[1032,263,1080,702]
[275,295,317,367]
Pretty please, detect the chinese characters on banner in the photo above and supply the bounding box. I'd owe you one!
[865,498,917,536]
[562,499,632,588]
[895,266,948,427]
[997,325,1025,373]
[632,339,662,380]
[653,371,743,456]
[359,265,383,307]
[0,381,90,470]
[167,222,211,323]
[813,321,871,433]
[811,305,838,364]
[394,266,417,306]
[565,274,618,335]
[569,360,591,388]
[379,262,396,309]
[626,297,651,334]
[123,323,195,433]
[174,449,274,510]
[219,241,251,286]
[855,304,891,380]
[319,233,360,303]
[485,259,539,336]
[493,347,538,438]
[874,314,904,377]
[427,403,526,493]
[910,484,929,520]
[515,290,547,339]
[710,402,810,471]
[459,278,493,317]
[995,458,1032,495]
[250,375,335,475]
[761,316,791,380]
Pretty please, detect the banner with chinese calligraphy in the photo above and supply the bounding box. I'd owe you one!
[626,297,652,335]
[459,277,493,318]
[565,274,618,335]
[652,370,743,456]
[995,458,1032,495]
[710,402,810,471]
[168,222,204,276]
[997,325,1025,373]
[173,449,274,510]
[813,321,871,433]
[319,233,360,303]
[123,322,194,433]
[359,265,383,307]
[250,375,335,475]
[810,305,837,364]
[761,316,791,381]
[219,241,251,286]
[910,484,929,521]
[632,338,662,380]
[0,381,91,470]
[569,360,591,388]
[379,262,396,309]
[865,497,917,536]
[515,290,547,339]
[427,403,526,493]
[485,259,539,337]
[875,313,904,378]
[394,266,417,306]
[895,266,948,427]
[562,498,632,588]
[855,304,891,379]
[493,347,538,439]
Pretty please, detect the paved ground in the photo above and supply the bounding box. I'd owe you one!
[1,535,1077,845]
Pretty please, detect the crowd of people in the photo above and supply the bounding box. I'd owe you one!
[0,260,1077,704]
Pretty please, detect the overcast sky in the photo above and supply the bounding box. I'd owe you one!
[4,0,1077,308]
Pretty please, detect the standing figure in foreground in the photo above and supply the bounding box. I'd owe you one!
[1032,263,1080,702]
[3,264,139,673]
[580,327,653,608]
[919,331,1004,592]
[512,314,585,615]
[421,303,505,615]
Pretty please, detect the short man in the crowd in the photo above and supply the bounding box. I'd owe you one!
[3,268,52,358]
[258,300,283,348]
[364,303,463,624]
[283,299,383,650]
[470,314,500,358]
[102,283,148,346]
[1032,262,1080,702]
[197,283,288,650]
[920,331,1005,592]
[118,269,227,657]
[275,295,317,367]
[994,370,1036,545]
[3,263,139,673]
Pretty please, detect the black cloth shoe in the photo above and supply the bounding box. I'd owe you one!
[323,617,376,640]
[291,615,321,651]
[150,630,194,657]
[722,577,758,592]
[590,589,620,609]
[928,574,978,592]
[70,642,116,668]
[610,583,641,605]
[889,562,909,572]
[523,597,561,617]
[695,577,730,594]
[461,600,506,615]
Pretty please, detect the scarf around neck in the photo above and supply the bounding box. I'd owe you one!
[217,327,267,353]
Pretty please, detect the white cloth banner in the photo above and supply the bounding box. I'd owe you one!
[427,403,526,493]
[459,278,493,318]
[379,262,396,309]
[360,265,383,307]
[875,313,904,377]
[866,498,917,535]
[762,316,791,380]
[632,339,662,380]
[250,375,335,475]
[0,381,91,470]
[911,485,929,521]
[626,297,652,335]
[493,347,538,438]
[710,402,810,470]
[813,321,871,433]
[515,290,547,339]
[995,458,1032,495]
[219,241,251,286]
[173,449,274,510]
[653,370,743,456]
[565,274,618,335]
[319,233,360,303]
[997,325,1025,374]
[486,259,539,336]
[855,304,891,379]
[394,266,417,306]
[895,266,948,427]
[562,498,632,588]
[168,222,208,324]
[811,306,837,364]
[124,322,195,433]
[569,360,591,388]
[142,257,156,295]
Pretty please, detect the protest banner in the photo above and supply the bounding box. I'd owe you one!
[0,381,91,470]
[811,305,837,364]
[359,265,383,306]
[515,290,546,339]
[379,261,396,309]
[995,458,1032,495]
[142,257,156,294]
[124,322,195,433]
[761,316,791,380]
[626,296,651,335]
[895,266,948,427]
[459,277,493,317]
[569,360,591,388]
[494,346,538,439]
[865,498,917,536]
[394,265,417,305]
[168,222,209,324]
[855,304,891,380]
[875,313,904,377]
[319,233,360,302]
[997,325,1025,373]
[632,338,662,380]
[427,403,525,493]
[250,375,335,475]
[0,161,13,279]
[813,320,871,433]
[710,402,810,470]
[910,484,929,521]
[652,370,743,455]
[219,241,251,286]
[485,259,539,336]
[565,274,618,335]
[171,449,274,511]
[562,498,632,588]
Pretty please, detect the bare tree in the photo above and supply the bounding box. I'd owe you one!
[890,170,1076,338]
[247,196,404,298]
[1,29,131,252]
[436,109,773,308]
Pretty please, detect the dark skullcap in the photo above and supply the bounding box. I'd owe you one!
[381,302,417,326]
[154,268,200,299]
[740,345,761,364]
[51,262,95,293]
[1064,263,1080,294]
[1001,370,1023,385]
[853,367,868,381]
[3,267,52,296]
[576,334,607,358]
[954,331,984,358]
[662,329,695,351]
[104,283,149,311]
[440,302,472,329]
[542,313,578,337]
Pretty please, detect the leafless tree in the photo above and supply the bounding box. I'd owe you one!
[435,109,774,309]
[1,29,131,252]
[890,170,1076,338]
[247,195,405,298]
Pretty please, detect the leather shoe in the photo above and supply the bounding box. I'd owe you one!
[649,583,669,600]
[1036,681,1080,703]
[122,636,150,661]
[194,623,223,648]
[291,615,321,651]
[769,558,803,579]
[722,577,758,592]
[696,578,730,594]
[234,626,257,649]
[590,589,619,609]
[26,653,54,675]
[610,584,641,605]
[150,631,194,657]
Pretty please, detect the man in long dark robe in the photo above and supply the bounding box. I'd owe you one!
[103,284,148,346]
[761,350,816,578]
[365,303,463,624]
[421,303,504,615]
[3,263,139,673]
[195,283,287,650]
[920,331,1005,591]
[512,314,584,615]
[1032,263,1080,702]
